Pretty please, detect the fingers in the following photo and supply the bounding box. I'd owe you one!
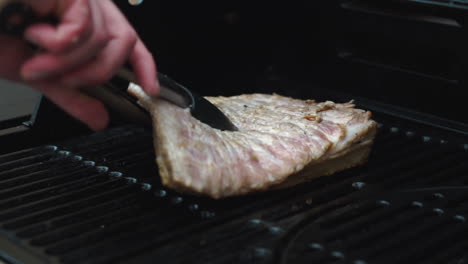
[24,16,90,53]
[53,0,93,52]
[61,33,137,87]
[20,35,108,82]
[29,0,159,96]
[12,0,158,131]
[23,0,92,53]
[21,0,108,81]
[98,0,159,95]
[58,0,138,87]
[33,82,109,131]
[129,40,159,96]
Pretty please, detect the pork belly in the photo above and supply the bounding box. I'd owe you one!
[128,87,377,198]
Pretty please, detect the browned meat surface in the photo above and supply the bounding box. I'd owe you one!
[129,86,377,198]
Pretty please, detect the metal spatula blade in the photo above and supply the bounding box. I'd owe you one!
[190,92,238,131]
[157,73,238,131]
[116,70,238,131]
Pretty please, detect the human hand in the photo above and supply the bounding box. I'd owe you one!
[0,0,158,130]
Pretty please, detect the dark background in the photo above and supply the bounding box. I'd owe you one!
[114,0,468,124]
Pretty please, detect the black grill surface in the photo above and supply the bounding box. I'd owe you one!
[1,110,468,264]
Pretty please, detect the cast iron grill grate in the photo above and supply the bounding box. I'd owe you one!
[0,116,468,263]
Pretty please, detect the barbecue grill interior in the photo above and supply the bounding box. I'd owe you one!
[1,1,468,264]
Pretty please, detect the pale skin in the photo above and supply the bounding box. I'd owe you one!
[0,0,159,130]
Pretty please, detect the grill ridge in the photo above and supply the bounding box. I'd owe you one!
[0,165,96,202]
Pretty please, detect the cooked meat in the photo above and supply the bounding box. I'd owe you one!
[128,86,377,199]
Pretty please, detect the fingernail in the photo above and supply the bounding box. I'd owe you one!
[22,71,50,81]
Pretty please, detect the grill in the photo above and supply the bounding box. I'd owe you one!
[3,1,468,263]
[1,96,468,264]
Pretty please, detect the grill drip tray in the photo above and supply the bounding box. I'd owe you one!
[0,117,468,263]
